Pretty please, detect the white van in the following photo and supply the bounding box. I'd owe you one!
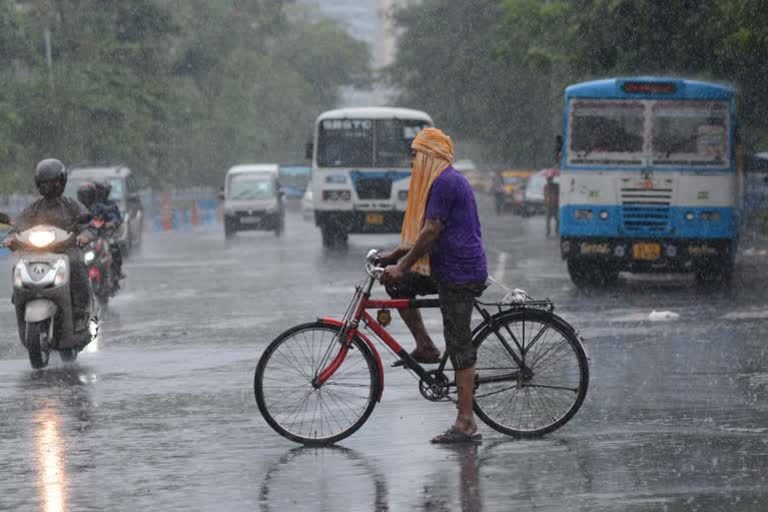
[222,164,284,238]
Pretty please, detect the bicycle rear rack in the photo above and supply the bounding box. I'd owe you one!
[476,298,555,314]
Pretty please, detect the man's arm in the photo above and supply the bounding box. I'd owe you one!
[67,198,96,242]
[380,219,443,284]
[376,245,410,266]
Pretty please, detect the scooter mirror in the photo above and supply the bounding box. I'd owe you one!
[0,212,10,225]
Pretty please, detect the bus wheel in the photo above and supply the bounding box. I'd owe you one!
[567,259,597,287]
[321,226,347,248]
[695,258,734,287]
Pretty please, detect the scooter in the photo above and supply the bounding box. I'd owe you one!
[0,212,98,369]
[84,217,118,308]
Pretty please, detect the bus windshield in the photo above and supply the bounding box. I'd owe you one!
[651,101,729,166]
[317,119,430,168]
[567,98,731,169]
[568,100,645,165]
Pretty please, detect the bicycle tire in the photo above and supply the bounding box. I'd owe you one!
[254,322,381,446]
[472,308,589,437]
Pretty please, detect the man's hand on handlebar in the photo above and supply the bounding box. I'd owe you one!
[380,263,406,286]
[3,237,15,250]
[75,234,90,247]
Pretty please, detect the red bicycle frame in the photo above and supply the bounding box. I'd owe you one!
[313,287,444,397]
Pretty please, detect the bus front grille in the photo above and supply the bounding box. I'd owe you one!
[620,187,672,234]
[355,178,392,200]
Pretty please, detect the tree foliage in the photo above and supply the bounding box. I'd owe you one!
[388,0,768,168]
[0,0,369,192]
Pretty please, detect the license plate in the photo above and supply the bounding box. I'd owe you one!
[365,213,384,225]
[633,243,660,260]
[240,216,261,224]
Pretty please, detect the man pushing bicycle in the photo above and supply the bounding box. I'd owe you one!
[378,127,488,444]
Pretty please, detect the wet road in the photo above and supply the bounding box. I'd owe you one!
[2,197,768,511]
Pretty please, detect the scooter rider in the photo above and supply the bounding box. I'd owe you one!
[93,181,125,279]
[3,159,96,330]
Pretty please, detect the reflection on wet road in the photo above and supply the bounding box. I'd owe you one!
[1,198,768,511]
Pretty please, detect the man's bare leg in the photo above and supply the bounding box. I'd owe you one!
[398,307,440,358]
[454,368,477,434]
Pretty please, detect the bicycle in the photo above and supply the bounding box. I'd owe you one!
[254,250,590,446]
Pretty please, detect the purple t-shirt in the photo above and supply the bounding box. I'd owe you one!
[425,166,488,284]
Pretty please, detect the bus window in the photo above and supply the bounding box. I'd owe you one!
[375,119,430,168]
[317,119,374,168]
[568,100,644,164]
[651,101,728,166]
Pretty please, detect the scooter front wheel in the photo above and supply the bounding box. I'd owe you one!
[26,321,51,369]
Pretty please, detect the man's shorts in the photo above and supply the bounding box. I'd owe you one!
[386,272,486,370]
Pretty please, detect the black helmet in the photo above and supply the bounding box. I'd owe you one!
[77,182,97,208]
[94,181,111,201]
[34,158,67,199]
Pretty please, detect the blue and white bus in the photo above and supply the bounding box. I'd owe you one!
[308,107,433,247]
[558,77,741,285]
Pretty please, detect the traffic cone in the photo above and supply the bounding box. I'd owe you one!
[161,196,173,231]
[191,201,201,226]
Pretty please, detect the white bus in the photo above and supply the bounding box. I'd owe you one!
[307,107,433,246]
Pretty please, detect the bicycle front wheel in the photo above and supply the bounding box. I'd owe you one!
[473,309,589,437]
[254,322,380,446]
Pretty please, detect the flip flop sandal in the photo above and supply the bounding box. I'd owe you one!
[430,426,482,444]
[391,351,441,367]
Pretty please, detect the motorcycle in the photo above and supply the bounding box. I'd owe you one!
[84,217,118,308]
[0,212,98,369]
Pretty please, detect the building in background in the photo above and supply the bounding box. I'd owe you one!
[292,0,416,106]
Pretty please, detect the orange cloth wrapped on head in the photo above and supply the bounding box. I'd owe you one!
[400,127,455,275]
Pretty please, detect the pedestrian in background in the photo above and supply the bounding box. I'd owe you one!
[544,175,559,237]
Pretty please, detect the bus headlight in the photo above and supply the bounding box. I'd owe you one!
[574,209,593,220]
[599,210,609,220]
[666,245,677,257]
[684,211,695,221]
[700,211,720,222]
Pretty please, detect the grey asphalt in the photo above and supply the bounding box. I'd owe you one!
[1,197,768,511]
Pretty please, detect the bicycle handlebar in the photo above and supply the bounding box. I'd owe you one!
[364,249,385,279]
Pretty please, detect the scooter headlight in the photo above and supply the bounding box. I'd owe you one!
[84,250,96,264]
[53,258,69,287]
[28,229,56,248]
[13,263,23,288]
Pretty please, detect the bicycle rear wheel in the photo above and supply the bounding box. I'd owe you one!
[254,322,380,446]
[472,308,589,437]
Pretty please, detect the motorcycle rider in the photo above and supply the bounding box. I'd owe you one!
[3,159,96,331]
[93,181,125,280]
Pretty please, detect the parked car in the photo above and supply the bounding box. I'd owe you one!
[521,169,560,217]
[65,165,144,255]
[222,164,285,238]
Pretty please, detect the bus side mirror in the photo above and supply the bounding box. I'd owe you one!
[305,142,314,160]
[217,187,225,201]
